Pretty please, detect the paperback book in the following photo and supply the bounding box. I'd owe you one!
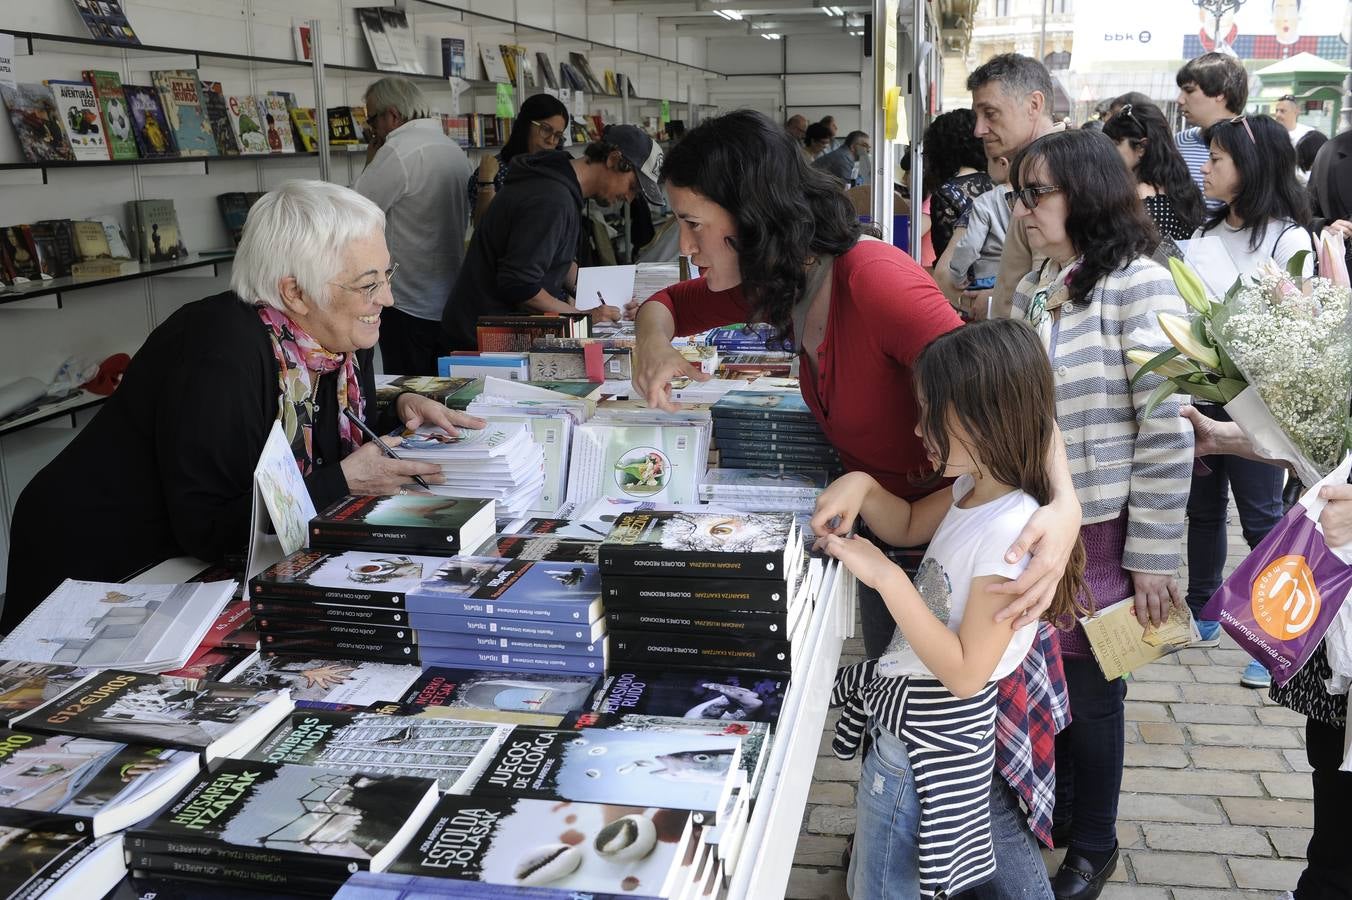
[472,533,598,564]
[598,511,799,580]
[14,670,292,761]
[0,661,92,726]
[408,557,603,622]
[0,728,198,836]
[406,610,607,644]
[128,759,439,881]
[337,870,659,899]
[397,667,599,717]
[47,80,108,160]
[602,572,797,614]
[259,636,417,665]
[126,198,185,263]
[387,795,695,896]
[0,828,125,900]
[441,38,467,78]
[608,630,791,674]
[0,83,75,162]
[468,727,740,814]
[251,548,450,608]
[605,606,791,639]
[416,629,605,660]
[227,656,422,707]
[710,390,816,422]
[587,668,786,725]
[150,70,217,156]
[122,84,177,158]
[417,647,603,676]
[565,424,706,506]
[311,494,496,556]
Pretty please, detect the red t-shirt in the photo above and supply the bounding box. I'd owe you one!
[648,240,961,500]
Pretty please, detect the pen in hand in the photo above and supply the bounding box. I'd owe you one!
[342,407,432,491]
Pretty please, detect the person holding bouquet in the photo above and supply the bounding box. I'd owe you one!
[1008,128,1194,899]
[1187,113,1316,688]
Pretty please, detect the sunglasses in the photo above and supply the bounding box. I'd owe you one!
[1278,94,1298,103]
[1115,103,1140,124]
[1004,185,1062,211]
[1228,114,1256,144]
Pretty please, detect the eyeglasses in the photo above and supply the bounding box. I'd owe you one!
[1228,114,1256,144]
[330,262,399,301]
[1004,185,1062,211]
[531,120,563,146]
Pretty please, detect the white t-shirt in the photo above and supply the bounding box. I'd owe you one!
[878,474,1039,681]
[1191,219,1316,280]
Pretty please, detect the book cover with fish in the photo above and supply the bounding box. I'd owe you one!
[586,668,787,726]
[388,795,695,897]
[467,727,740,815]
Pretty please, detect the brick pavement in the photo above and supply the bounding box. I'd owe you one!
[790,518,1311,898]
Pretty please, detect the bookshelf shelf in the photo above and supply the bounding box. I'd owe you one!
[0,252,234,309]
[0,390,105,438]
[0,146,370,181]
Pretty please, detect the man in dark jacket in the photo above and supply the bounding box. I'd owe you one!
[442,124,663,350]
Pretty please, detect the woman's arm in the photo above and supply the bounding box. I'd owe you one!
[470,156,500,227]
[810,472,952,548]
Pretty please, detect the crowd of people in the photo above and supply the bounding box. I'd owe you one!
[2,43,1350,900]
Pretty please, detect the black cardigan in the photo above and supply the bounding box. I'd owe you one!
[2,291,391,631]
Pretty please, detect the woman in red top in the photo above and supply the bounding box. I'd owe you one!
[633,111,1083,898]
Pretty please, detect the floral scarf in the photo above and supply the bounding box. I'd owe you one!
[257,305,364,476]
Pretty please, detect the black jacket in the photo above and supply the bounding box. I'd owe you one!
[2,292,390,631]
[442,150,583,350]
[1309,129,1352,229]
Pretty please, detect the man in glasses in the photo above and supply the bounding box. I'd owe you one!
[812,130,871,187]
[355,77,473,375]
[1173,52,1247,210]
[442,124,663,351]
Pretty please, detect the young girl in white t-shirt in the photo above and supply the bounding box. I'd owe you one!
[815,318,1087,899]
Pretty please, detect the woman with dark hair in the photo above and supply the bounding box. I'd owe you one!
[468,92,569,226]
[1101,100,1205,241]
[1297,129,1328,179]
[631,109,1085,900]
[803,121,832,160]
[1188,113,1313,692]
[1008,128,1194,899]
[922,108,992,259]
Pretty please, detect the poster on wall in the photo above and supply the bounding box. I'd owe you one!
[1070,0,1351,66]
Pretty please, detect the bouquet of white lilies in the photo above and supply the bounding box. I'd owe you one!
[1130,231,1352,487]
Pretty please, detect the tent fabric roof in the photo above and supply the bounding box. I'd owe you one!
[1255,51,1351,77]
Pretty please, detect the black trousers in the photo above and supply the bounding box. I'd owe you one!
[378,306,447,377]
[1298,716,1352,899]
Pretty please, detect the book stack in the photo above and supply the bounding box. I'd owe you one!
[390,422,547,518]
[597,511,815,676]
[710,389,842,478]
[698,468,828,513]
[704,323,794,353]
[716,352,796,378]
[477,313,591,352]
[565,419,711,507]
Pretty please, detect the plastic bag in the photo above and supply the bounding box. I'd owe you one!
[1201,455,1352,687]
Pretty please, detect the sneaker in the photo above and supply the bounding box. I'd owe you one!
[1241,660,1272,689]
[1192,620,1222,648]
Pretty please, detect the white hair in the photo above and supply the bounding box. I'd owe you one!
[365,76,432,121]
[230,180,385,311]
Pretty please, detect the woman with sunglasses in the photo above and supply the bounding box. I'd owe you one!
[1008,129,1194,900]
[1188,113,1314,691]
[2,181,485,633]
[1101,101,1204,242]
[468,93,570,226]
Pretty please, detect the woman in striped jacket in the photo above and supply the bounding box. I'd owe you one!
[1008,129,1195,900]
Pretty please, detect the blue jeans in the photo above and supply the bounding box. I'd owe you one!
[1185,405,1285,618]
[1054,656,1127,855]
[955,779,1055,899]
[848,724,922,899]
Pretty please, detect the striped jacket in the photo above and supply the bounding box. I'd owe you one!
[1013,257,1194,575]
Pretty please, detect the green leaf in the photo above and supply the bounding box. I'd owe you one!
[1142,380,1181,417]
[1217,378,1247,403]
[1214,343,1244,382]
[1287,249,1310,280]
[1129,347,1181,388]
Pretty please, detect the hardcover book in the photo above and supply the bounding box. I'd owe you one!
[198,81,240,156]
[70,0,139,45]
[13,670,292,761]
[258,93,297,153]
[609,630,791,675]
[0,227,38,280]
[397,667,598,716]
[356,7,423,75]
[150,70,217,156]
[387,796,695,896]
[251,548,450,608]
[128,759,439,880]
[216,191,261,246]
[0,661,91,726]
[122,84,178,158]
[311,494,496,556]
[0,728,198,836]
[227,95,268,154]
[468,727,740,814]
[587,668,786,725]
[227,656,422,708]
[416,629,605,660]
[47,80,108,160]
[407,557,603,622]
[0,83,76,162]
[244,710,511,792]
[598,511,799,580]
[0,828,125,900]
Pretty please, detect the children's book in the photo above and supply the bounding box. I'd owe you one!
[243,709,511,792]
[226,95,267,155]
[288,107,320,151]
[150,69,217,156]
[468,727,740,814]
[258,93,296,153]
[0,580,235,673]
[386,795,695,896]
[0,728,199,836]
[0,83,75,161]
[122,84,177,158]
[127,759,438,882]
[197,80,239,156]
[46,79,108,160]
[310,494,496,556]
[13,670,292,761]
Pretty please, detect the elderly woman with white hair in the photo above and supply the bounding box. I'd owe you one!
[1,180,482,631]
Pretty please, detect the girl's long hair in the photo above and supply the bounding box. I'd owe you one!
[1009,129,1156,305]
[1202,114,1311,251]
[913,319,1089,625]
[500,93,570,165]
[659,109,860,341]
[1101,100,1205,233]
